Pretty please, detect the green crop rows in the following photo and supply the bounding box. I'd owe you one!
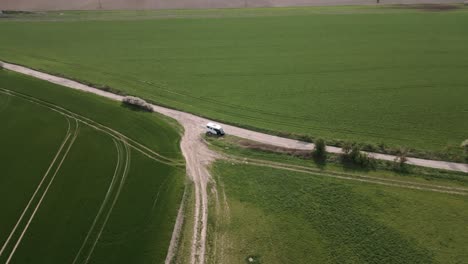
[1,6,467,154]
[0,71,185,263]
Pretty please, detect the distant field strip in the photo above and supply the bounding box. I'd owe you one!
[226,155,468,196]
[0,118,79,263]
[1,7,467,153]
[0,88,182,166]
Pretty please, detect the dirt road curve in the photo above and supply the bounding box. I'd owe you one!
[4,61,466,174]
[2,61,467,264]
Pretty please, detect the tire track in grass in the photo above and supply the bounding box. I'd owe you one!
[0,87,189,262]
[0,116,71,259]
[0,90,11,113]
[165,185,188,264]
[72,138,123,264]
[0,88,183,167]
[226,156,468,196]
[5,119,80,264]
[83,138,131,264]
[2,59,468,264]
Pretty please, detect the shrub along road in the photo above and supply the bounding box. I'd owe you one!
[1,61,467,264]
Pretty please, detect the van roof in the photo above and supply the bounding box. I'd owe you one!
[207,122,222,130]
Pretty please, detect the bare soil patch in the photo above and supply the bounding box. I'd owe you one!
[218,136,312,159]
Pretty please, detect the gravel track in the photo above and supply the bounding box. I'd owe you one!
[2,61,467,264]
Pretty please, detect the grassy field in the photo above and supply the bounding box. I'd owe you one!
[0,70,185,263]
[205,135,468,188]
[207,140,468,264]
[1,5,467,156]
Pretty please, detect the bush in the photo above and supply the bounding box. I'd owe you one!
[342,141,353,155]
[462,139,468,150]
[341,142,375,168]
[298,134,313,143]
[313,138,327,161]
[462,139,468,161]
[393,148,408,172]
[122,96,153,112]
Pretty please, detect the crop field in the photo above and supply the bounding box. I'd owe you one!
[208,160,468,264]
[0,70,185,263]
[1,5,468,154]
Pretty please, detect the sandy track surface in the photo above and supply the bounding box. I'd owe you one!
[2,61,467,264]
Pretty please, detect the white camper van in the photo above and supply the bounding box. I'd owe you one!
[206,122,225,136]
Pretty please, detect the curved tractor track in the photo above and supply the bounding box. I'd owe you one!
[0,117,79,264]
[0,87,178,263]
[2,61,467,264]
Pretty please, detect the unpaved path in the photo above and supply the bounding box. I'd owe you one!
[2,61,467,264]
[3,62,467,174]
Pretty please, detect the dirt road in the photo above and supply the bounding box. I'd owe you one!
[2,61,467,264]
[3,62,467,174]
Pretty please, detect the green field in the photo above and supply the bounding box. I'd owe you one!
[207,150,468,264]
[0,70,185,263]
[1,6,467,155]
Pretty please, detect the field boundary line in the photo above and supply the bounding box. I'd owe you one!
[83,139,131,264]
[0,90,12,113]
[190,164,201,264]
[165,185,188,264]
[226,154,468,192]
[72,138,123,264]
[227,156,468,196]
[201,136,468,193]
[5,119,79,264]
[0,116,72,258]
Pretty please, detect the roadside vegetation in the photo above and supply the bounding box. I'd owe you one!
[0,70,185,263]
[205,136,468,264]
[206,135,468,187]
[1,5,468,161]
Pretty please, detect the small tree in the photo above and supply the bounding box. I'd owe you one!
[393,148,408,172]
[313,138,327,161]
[342,141,353,155]
[341,143,375,168]
[462,139,468,161]
[349,145,361,161]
